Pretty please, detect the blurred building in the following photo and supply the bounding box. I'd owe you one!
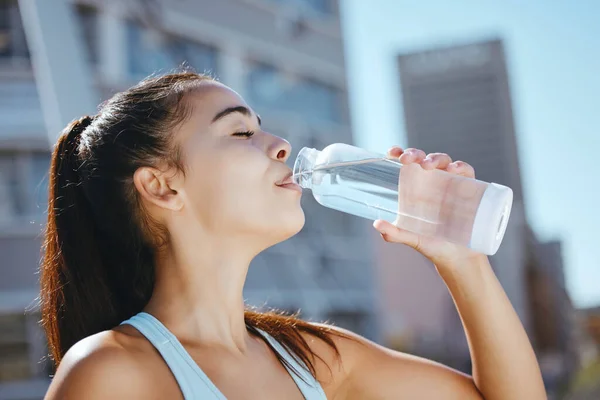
[0,0,378,398]
[0,1,51,397]
[375,38,578,383]
[574,305,600,371]
[565,306,600,399]
[525,229,580,393]
[580,306,600,355]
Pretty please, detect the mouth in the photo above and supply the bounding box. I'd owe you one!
[276,171,303,193]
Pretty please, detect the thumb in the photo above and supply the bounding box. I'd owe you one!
[373,220,423,251]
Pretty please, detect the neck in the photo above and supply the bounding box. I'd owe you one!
[144,234,257,354]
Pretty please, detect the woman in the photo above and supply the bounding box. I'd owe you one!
[43,72,546,399]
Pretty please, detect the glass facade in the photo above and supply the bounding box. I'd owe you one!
[0,0,29,60]
[0,153,18,220]
[247,62,341,123]
[268,0,332,15]
[0,151,50,225]
[29,152,51,219]
[0,313,30,382]
[0,1,11,58]
[75,4,99,65]
[126,21,218,80]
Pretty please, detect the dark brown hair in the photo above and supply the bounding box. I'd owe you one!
[41,71,345,380]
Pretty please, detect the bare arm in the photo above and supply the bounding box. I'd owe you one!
[319,328,484,399]
[325,147,545,399]
[434,254,546,399]
[326,255,545,399]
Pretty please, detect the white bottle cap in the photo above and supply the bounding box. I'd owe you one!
[470,183,513,255]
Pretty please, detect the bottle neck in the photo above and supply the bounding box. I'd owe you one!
[292,147,320,189]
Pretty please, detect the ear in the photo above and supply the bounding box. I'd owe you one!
[133,166,184,211]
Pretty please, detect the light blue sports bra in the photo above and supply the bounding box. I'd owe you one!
[121,312,327,399]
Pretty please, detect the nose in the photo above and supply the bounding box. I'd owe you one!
[267,134,292,163]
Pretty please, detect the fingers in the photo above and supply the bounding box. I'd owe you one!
[391,147,476,178]
[373,220,424,253]
[422,152,452,170]
[386,146,404,159]
[446,161,476,178]
[399,148,427,164]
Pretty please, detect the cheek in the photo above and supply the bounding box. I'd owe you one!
[184,148,270,226]
[185,166,304,240]
[181,142,303,238]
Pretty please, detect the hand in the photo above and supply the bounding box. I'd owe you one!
[373,146,487,270]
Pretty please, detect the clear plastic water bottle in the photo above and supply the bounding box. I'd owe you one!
[293,143,513,255]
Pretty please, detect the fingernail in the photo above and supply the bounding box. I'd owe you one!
[373,220,386,234]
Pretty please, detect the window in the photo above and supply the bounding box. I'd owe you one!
[0,313,31,382]
[126,21,218,80]
[0,2,11,57]
[302,0,331,14]
[246,63,342,123]
[29,152,51,218]
[0,0,29,60]
[0,151,51,225]
[0,153,20,219]
[75,4,99,65]
[269,0,332,15]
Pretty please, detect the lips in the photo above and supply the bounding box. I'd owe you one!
[277,172,295,186]
[276,171,302,193]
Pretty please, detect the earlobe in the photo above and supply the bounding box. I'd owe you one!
[133,167,183,211]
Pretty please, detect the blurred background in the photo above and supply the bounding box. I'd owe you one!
[0,0,598,399]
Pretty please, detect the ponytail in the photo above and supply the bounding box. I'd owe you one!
[41,116,154,365]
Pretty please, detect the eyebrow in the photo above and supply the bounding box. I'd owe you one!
[211,106,262,126]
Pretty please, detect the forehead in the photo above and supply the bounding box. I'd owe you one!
[185,81,249,123]
[171,81,253,149]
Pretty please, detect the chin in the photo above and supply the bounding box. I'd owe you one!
[268,208,305,244]
[283,208,306,238]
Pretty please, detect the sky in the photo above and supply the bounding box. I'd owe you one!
[340,0,600,308]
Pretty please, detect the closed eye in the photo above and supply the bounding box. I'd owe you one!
[232,130,255,138]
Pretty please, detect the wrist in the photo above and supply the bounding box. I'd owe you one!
[435,253,491,283]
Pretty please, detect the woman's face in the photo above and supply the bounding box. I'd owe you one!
[171,81,304,248]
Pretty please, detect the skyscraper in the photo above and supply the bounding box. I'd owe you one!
[376,38,532,371]
[377,40,578,389]
[398,39,524,198]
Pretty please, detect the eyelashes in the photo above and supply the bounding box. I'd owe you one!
[232,130,255,138]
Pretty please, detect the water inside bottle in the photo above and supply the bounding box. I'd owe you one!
[295,157,488,247]
[295,158,440,223]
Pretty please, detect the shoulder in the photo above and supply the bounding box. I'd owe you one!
[45,329,164,399]
[302,323,481,399]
